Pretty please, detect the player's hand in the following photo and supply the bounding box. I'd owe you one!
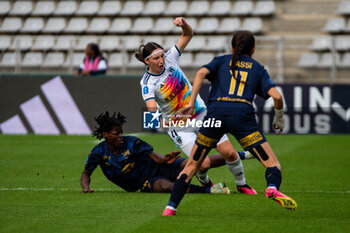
[272,108,285,135]
[173,17,187,27]
[82,188,94,193]
[174,106,195,121]
[164,151,181,164]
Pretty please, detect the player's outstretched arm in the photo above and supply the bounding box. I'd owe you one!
[178,67,209,118]
[268,87,285,135]
[81,169,94,193]
[149,151,181,164]
[175,17,193,53]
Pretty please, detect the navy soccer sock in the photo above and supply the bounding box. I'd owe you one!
[188,184,210,193]
[238,151,245,160]
[167,175,190,209]
[265,166,282,190]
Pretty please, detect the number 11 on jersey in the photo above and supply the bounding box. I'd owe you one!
[229,71,248,96]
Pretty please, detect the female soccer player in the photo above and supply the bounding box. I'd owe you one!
[136,17,256,194]
[163,30,297,216]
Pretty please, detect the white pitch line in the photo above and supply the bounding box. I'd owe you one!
[1,187,350,194]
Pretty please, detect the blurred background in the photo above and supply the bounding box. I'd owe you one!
[0,0,349,134]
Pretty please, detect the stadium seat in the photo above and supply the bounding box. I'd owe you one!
[42,18,66,33]
[22,52,43,67]
[123,36,142,51]
[178,53,193,68]
[164,1,187,16]
[76,1,99,15]
[0,17,22,33]
[64,18,88,33]
[100,36,121,51]
[318,52,341,68]
[335,36,350,51]
[164,36,179,50]
[32,1,55,16]
[0,52,19,66]
[0,36,11,50]
[130,18,153,34]
[128,54,145,68]
[54,1,77,15]
[152,18,175,34]
[21,17,44,33]
[208,1,231,16]
[0,1,11,15]
[339,52,350,68]
[242,18,263,34]
[186,1,209,16]
[42,52,65,67]
[108,18,132,33]
[205,36,228,52]
[323,18,346,33]
[231,1,253,15]
[193,52,215,67]
[186,36,206,51]
[87,18,110,33]
[336,1,350,15]
[252,1,275,16]
[69,52,85,67]
[54,36,76,50]
[143,36,163,46]
[10,36,33,50]
[143,1,166,15]
[9,1,33,15]
[217,18,240,33]
[120,1,143,16]
[98,1,121,16]
[196,18,219,34]
[297,53,319,68]
[109,53,125,68]
[76,36,98,51]
[32,36,55,51]
[309,37,332,51]
[173,18,197,33]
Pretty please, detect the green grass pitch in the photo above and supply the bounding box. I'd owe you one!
[1,133,350,233]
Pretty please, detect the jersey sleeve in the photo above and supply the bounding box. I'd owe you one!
[165,45,181,63]
[140,79,156,102]
[133,137,154,157]
[202,56,220,82]
[84,147,102,172]
[256,68,276,100]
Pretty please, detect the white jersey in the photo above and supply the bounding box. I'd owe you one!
[140,45,206,122]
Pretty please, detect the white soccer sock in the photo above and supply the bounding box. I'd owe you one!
[196,170,210,184]
[226,157,246,186]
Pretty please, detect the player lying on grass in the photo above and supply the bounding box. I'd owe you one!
[163,31,297,216]
[80,111,229,194]
[136,17,256,194]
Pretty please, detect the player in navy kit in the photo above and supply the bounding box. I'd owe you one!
[162,31,297,216]
[80,111,229,194]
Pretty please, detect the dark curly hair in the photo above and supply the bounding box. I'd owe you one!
[92,111,126,140]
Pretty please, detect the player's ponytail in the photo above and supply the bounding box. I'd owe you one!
[135,42,164,64]
[230,30,255,80]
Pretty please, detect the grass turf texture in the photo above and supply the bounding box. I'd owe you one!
[0,134,349,233]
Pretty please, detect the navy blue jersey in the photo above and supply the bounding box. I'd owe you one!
[203,54,275,113]
[85,136,159,192]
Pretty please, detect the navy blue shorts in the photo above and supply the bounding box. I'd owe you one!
[196,110,266,151]
[140,157,186,193]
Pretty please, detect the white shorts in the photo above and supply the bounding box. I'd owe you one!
[166,128,229,157]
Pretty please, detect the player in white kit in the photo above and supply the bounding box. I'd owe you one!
[136,17,256,194]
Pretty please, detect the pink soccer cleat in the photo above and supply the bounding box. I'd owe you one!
[237,184,257,195]
[265,187,297,210]
[162,208,176,216]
